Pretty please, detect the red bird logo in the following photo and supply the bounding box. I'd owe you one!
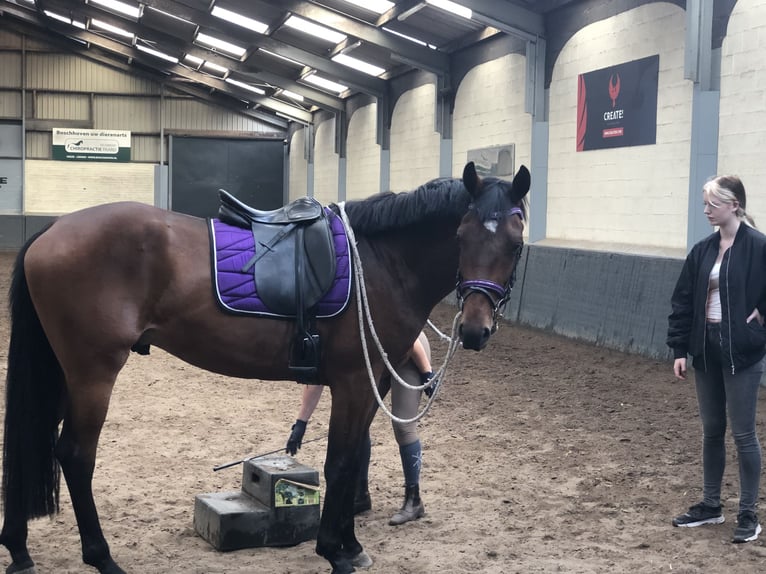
[608,73,620,108]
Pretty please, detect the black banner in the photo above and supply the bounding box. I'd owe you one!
[577,55,659,152]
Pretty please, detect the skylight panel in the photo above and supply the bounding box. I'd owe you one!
[91,19,135,39]
[338,0,394,14]
[225,78,266,95]
[195,32,247,58]
[89,0,141,20]
[301,73,348,94]
[283,15,346,44]
[426,0,472,19]
[331,54,384,77]
[136,44,179,64]
[211,5,268,34]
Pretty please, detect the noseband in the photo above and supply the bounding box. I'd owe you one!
[456,206,524,333]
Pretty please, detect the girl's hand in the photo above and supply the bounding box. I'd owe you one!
[673,358,687,380]
[746,308,764,326]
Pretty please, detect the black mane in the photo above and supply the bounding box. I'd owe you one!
[332,177,470,235]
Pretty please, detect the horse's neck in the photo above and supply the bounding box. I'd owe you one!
[361,228,459,323]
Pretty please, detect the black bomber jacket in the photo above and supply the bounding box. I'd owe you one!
[667,223,766,373]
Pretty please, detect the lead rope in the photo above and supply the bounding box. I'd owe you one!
[338,202,462,424]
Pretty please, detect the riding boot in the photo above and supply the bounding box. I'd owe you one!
[389,484,425,525]
[354,479,372,515]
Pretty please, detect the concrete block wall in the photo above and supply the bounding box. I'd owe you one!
[312,120,340,205]
[547,2,692,251]
[24,160,154,214]
[288,128,308,201]
[452,53,531,178]
[389,83,441,192]
[346,103,380,201]
[717,0,766,224]
[506,245,680,360]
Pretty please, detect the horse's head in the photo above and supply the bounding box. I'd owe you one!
[456,162,530,350]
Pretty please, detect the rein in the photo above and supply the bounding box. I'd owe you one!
[338,202,461,424]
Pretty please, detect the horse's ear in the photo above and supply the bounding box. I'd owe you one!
[508,165,531,202]
[463,161,481,198]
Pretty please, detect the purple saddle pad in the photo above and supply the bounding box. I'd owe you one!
[209,209,351,318]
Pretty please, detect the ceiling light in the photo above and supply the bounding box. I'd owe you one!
[382,27,437,49]
[90,19,135,39]
[184,54,203,67]
[332,54,384,77]
[283,15,346,44]
[43,10,86,29]
[203,61,229,75]
[302,73,348,94]
[136,44,178,63]
[195,32,246,58]
[280,90,304,102]
[425,0,472,19]
[89,0,141,20]
[225,78,266,95]
[211,6,268,34]
[338,0,394,14]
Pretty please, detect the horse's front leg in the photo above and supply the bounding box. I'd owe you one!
[316,384,377,573]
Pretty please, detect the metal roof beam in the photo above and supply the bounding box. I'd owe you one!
[467,0,545,42]
[260,0,449,76]
[142,0,387,97]
[37,0,343,111]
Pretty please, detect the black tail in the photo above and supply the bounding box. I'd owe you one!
[2,228,64,521]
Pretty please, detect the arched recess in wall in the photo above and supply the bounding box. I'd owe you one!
[546,2,691,251]
[717,0,766,224]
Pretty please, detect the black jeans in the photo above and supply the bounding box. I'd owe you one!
[694,322,763,513]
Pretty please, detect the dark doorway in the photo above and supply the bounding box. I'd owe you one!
[170,137,284,218]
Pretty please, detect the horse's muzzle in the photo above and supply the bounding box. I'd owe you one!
[458,323,491,351]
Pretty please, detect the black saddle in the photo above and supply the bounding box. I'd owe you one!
[217,190,337,382]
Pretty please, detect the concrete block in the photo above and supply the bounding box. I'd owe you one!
[242,456,319,508]
[194,491,319,551]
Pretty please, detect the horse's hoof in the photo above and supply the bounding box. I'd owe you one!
[351,550,372,569]
[6,561,36,574]
[330,560,355,574]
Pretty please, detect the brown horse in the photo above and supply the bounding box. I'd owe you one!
[0,162,530,574]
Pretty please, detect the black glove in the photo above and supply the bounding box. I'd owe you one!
[285,419,307,455]
[422,371,437,398]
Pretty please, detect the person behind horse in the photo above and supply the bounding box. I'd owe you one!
[286,332,434,525]
[667,174,766,543]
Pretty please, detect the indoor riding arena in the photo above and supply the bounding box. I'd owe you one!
[1,1,766,573]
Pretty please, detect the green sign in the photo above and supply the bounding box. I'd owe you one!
[52,128,131,162]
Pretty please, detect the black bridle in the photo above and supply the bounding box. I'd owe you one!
[456,206,524,333]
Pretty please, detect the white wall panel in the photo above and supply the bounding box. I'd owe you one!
[25,132,51,159]
[0,28,23,49]
[346,103,380,200]
[313,120,340,205]
[163,98,274,133]
[389,83,440,192]
[718,0,766,226]
[453,53,531,178]
[131,135,160,163]
[289,128,308,201]
[25,160,155,213]
[547,2,690,250]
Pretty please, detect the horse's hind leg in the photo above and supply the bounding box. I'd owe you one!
[55,368,126,574]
